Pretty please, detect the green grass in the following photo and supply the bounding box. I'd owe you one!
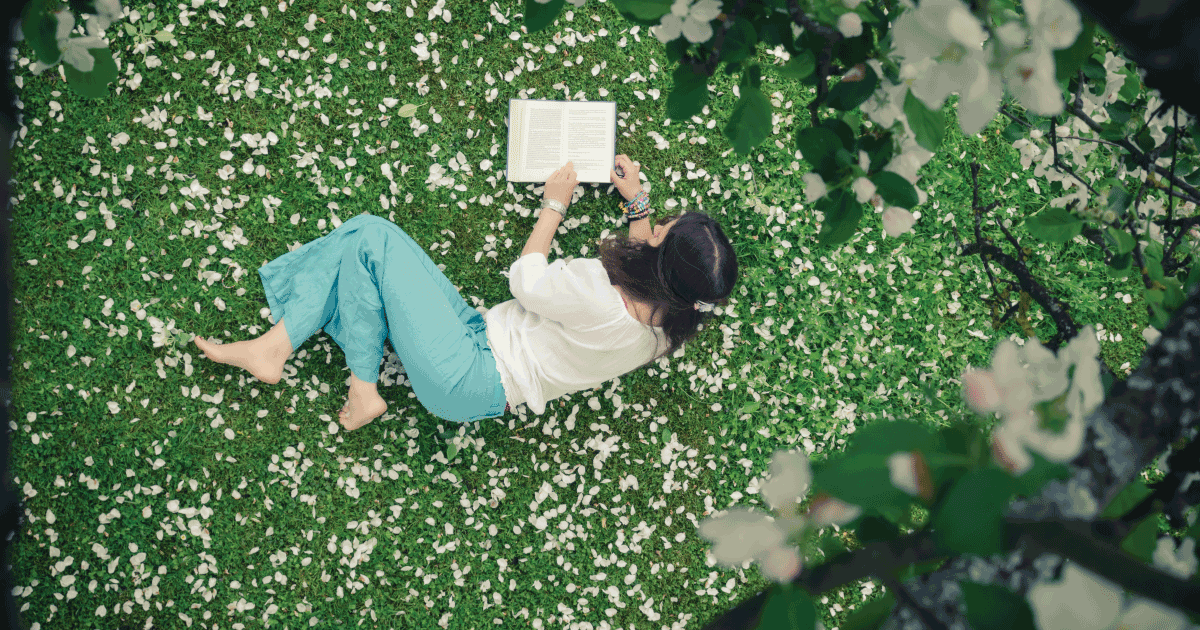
[9,1,1196,629]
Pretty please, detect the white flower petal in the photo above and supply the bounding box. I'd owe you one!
[760,450,812,510]
[682,17,713,44]
[837,12,863,38]
[1027,562,1123,630]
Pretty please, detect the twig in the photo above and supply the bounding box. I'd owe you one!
[1056,134,1124,148]
[958,240,1079,347]
[1164,106,1189,267]
[1048,116,1099,196]
[787,0,843,127]
[1070,99,1200,200]
[699,531,947,630]
[1012,518,1200,619]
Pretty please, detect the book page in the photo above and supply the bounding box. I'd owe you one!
[564,102,616,183]
[520,103,566,176]
[507,100,615,183]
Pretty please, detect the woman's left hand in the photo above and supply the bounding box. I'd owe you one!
[543,162,579,208]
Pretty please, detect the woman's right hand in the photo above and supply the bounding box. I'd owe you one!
[610,154,643,202]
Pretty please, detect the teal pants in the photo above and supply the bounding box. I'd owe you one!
[257,213,508,423]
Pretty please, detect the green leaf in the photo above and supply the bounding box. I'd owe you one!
[1185,258,1200,294]
[1025,206,1084,243]
[523,0,566,32]
[855,515,901,544]
[1002,122,1027,142]
[63,47,119,99]
[849,419,939,456]
[154,29,174,42]
[757,584,818,630]
[1106,185,1131,217]
[742,64,762,90]
[860,131,894,173]
[21,0,61,66]
[721,17,757,65]
[1011,451,1074,498]
[1121,514,1160,564]
[125,22,137,36]
[1144,288,1165,306]
[445,443,460,461]
[664,37,687,64]
[1145,243,1166,283]
[903,90,945,152]
[1135,127,1155,153]
[929,468,1016,556]
[813,453,909,511]
[1108,252,1133,278]
[1100,479,1153,520]
[1054,18,1094,85]
[1118,67,1141,101]
[397,103,419,117]
[825,64,878,112]
[871,171,919,209]
[759,13,797,51]
[1149,301,1171,329]
[819,118,856,155]
[961,583,1038,630]
[723,85,773,155]
[816,187,865,248]
[1164,279,1186,310]
[797,127,844,178]
[1106,100,1133,126]
[739,400,761,415]
[841,592,896,630]
[1105,227,1135,254]
[896,558,946,583]
[777,51,816,81]
[611,0,673,20]
[668,64,709,121]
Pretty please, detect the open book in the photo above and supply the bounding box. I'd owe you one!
[506,99,617,184]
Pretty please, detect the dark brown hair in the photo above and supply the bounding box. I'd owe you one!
[598,209,739,369]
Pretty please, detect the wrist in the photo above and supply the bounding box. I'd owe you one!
[542,198,567,219]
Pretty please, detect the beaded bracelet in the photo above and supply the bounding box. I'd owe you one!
[623,191,651,221]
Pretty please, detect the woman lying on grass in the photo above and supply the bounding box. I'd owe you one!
[194,154,739,430]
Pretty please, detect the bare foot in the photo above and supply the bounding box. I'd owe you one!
[194,336,288,385]
[339,383,387,431]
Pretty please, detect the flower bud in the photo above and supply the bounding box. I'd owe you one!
[759,546,803,583]
[807,492,862,527]
[888,451,936,503]
[962,369,1001,413]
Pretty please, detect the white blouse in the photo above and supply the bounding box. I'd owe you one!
[482,252,664,415]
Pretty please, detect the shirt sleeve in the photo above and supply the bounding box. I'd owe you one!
[508,252,614,328]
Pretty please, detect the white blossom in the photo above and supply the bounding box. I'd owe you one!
[1027,562,1124,630]
[980,328,1103,475]
[803,173,827,203]
[1152,536,1198,580]
[837,12,863,38]
[893,0,1004,134]
[882,206,916,237]
[887,452,921,496]
[852,177,876,204]
[759,450,812,510]
[653,0,722,44]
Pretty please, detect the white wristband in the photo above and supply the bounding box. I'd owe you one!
[542,199,567,217]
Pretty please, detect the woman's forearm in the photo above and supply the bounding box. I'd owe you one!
[521,208,564,259]
[628,215,652,244]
